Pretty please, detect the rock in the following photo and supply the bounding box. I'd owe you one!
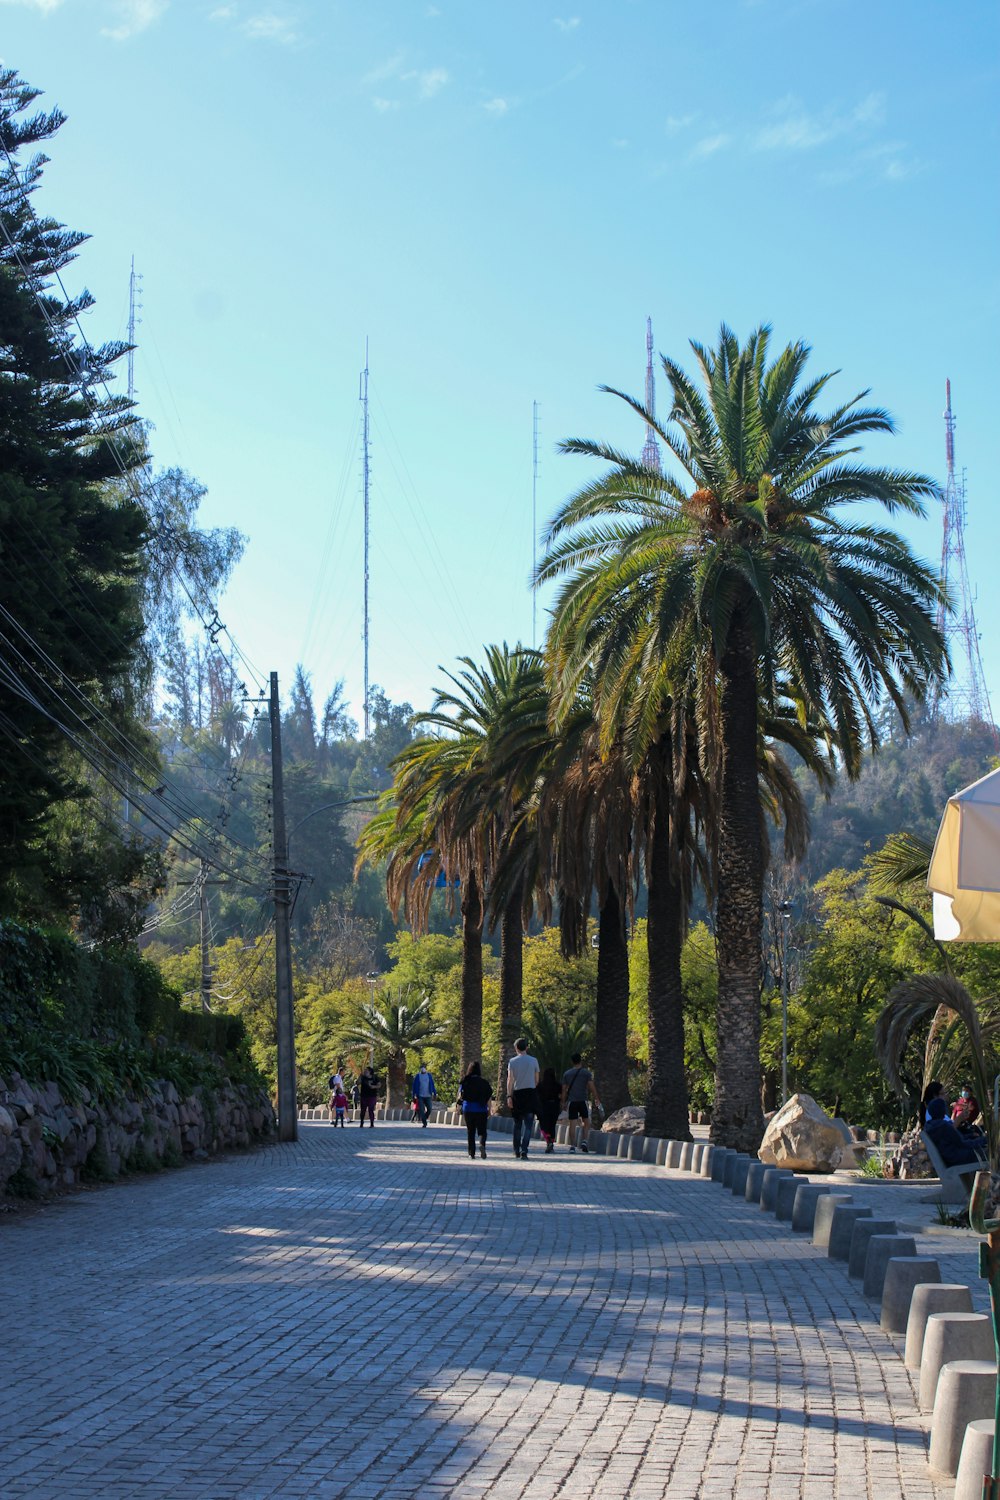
[884,1126,934,1181]
[758,1093,847,1173]
[604,1106,646,1136]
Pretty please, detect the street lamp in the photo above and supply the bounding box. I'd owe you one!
[778,900,794,1106]
[365,970,380,1067]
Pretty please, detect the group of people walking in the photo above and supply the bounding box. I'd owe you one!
[326,1045,603,1162]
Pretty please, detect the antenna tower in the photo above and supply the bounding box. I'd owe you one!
[360,341,371,740]
[532,400,539,648]
[641,316,661,472]
[936,379,995,733]
[126,255,142,405]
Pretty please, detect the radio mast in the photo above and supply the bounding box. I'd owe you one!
[126,256,142,405]
[641,317,661,472]
[936,379,995,734]
[360,341,371,740]
[532,400,540,648]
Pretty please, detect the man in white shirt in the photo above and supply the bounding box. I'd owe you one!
[506,1038,540,1160]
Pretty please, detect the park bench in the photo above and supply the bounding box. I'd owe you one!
[920,1128,985,1205]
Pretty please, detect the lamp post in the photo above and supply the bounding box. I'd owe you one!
[778,900,794,1105]
[365,970,380,1068]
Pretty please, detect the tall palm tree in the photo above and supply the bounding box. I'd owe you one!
[540,323,948,1150]
[338,990,448,1107]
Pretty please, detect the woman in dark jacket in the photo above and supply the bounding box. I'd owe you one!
[459,1062,493,1160]
[537,1066,561,1154]
[358,1066,379,1127]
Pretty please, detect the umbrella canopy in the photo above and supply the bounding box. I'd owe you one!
[928,767,1000,940]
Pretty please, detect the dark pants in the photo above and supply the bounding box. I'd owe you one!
[512,1089,536,1156]
[465,1112,487,1154]
[360,1096,376,1124]
[416,1095,433,1126]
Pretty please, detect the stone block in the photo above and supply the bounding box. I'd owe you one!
[811,1193,852,1248]
[642,1137,659,1163]
[791,1183,832,1232]
[655,1138,669,1167]
[679,1141,695,1171]
[691,1142,707,1173]
[744,1161,767,1203]
[618,1134,631,1159]
[627,1134,643,1161]
[759,1092,849,1172]
[847,1218,898,1279]
[879,1257,941,1334]
[827,1204,873,1260]
[862,1235,917,1299]
[775,1174,807,1221]
[760,1167,794,1212]
[711,1148,734,1183]
[954,1419,997,1500]
[929,1360,999,1475]
[666,1140,683,1170]
[603,1132,619,1156]
[589,1131,607,1155]
[723,1151,748,1188]
[699,1144,714,1177]
[731,1157,753,1195]
[919,1314,995,1412]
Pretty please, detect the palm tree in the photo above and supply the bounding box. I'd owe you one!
[540,324,948,1150]
[337,990,448,1107]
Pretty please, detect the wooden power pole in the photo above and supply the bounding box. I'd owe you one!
[269,671,297,1142]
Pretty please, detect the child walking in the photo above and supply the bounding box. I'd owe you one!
[331,1087,349,1127]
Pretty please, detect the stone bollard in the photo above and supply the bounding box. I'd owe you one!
[847,1219,898,1280]
[723,1152,748,1189]
[627,1135,644,1161]
[666,1140,683,1170]
[919,1314,996,1412]
[679,1141,695,1172]
[955,1419,997,1500]
[828,1204,874,1261]
[744,1161,767,1203]
[618,1134,632,1159]
[692,1142,707,1173]
[712,1148,735,1184]
[905,1284,974,1370]
[880,1258,941,1335]
[812,1193,852,1249]
[929,1361,999,1476]
[589,1131,607,1156]
[759,1167,794,1211]
[731,1157,753,1196]
[791,1184,832,1233]
[655,1138,669,1166]
[775,1175,807,1221]
[700,1144,714,1178]
[603,1132,619,1157]
[862,1235,917,1300]
[642,1137,659,1163]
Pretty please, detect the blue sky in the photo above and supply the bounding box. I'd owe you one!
[2,0,999,729]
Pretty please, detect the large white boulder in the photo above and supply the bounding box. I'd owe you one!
[758,1093,847,1173]
[604,1106,646,1136]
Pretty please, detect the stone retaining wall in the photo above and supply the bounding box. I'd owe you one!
[0,1070,276,1199]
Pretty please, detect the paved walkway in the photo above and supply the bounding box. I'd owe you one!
[0,1123,960,1499]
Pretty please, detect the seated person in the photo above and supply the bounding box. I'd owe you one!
[925,1096,988,1168]
[951,1086,982,1133]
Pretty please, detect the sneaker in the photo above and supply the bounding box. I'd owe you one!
[520,1151,529,1160]
[569,1144,576,1153]
[580,1141,589,1153]
[480,1144,487,1159]
[545,1141,554,1154]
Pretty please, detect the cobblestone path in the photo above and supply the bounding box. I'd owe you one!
[0,1123,950,1499]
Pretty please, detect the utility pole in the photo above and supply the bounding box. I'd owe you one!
[532,401,539,649]
[198,862,212,1015]
[360,341,371,741]
[269,671,298,1142]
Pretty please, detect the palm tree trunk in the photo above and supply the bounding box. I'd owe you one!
[387,1048,406,1108]
[712,614,766,1152]
[495,882,524,1115]
[645,801,691,1140]
[460,869,484,1074]
[594,882,631,1115]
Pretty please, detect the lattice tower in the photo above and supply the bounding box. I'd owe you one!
[936,379,995,733]
[641,316,661,472]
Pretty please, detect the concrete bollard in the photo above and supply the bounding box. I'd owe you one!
[712,1148,735,1184]
[731,1157,753,1196]
[589,1131,607,1155]
[812,1193,852,1248]
[905,1284,974,1370]
[618,1134,632,1159]
[759,1168,794,1211]
[679,1141,695,1172]
[775,1175,807,1221]
[791,1184,832,1233]
[847,1218,898,1279]
[744,1161,767,1203]
[828,1204,874,1260]
[699,1144,714,1177]
[642,1137,659,1163]
[954,1419,997,1500]
[723,1152,748,1189]
[880,1258,942,1335]
[603,1132,619,1156]
[692,1142,708,1173]
[862,1235,917,1300]
[929,1361,999,1476]
[627,1135,644,1161]
[919,1314,996,1412]
[666,1140,683,1170]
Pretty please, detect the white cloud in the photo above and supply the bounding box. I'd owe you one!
[101,0,167,40]
[209,3,237,17]
[0,0,65,12]
[372,97,400,113]
[554,15,580,30]
[483,97,509,115]
[365,53,448,102]
[242,12,297,44]
[690,132,731,159]
[402,65,448,98]
[665,113,697,135]
[752,91,886,151]
[363,50,406,85]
